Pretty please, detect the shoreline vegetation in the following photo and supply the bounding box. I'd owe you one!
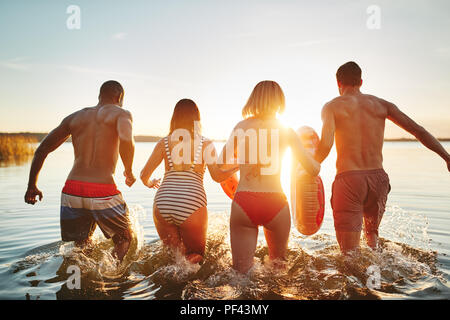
[0,133,38,162]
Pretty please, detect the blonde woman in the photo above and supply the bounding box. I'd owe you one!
[220,81,320,273]
[140,99,237,263]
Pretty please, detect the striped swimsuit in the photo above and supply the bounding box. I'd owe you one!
[154,136,207,226]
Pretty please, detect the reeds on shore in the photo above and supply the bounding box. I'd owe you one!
[0,134,37,161]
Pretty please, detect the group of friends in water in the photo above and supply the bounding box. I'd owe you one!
[24,61,450,274]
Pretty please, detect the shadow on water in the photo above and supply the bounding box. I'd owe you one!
[6,206,447,300]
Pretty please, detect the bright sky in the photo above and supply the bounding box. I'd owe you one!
[1,0,449,139]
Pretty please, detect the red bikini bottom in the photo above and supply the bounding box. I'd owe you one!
[234,191,288,226]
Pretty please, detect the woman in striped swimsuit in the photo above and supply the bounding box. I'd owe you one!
[140,99,238,263]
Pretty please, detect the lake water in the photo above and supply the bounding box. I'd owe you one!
[0,142,449,300]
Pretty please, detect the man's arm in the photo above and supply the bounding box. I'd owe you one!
[386,101,450,171]
[117,111,136,186]
[25,116,71,204]
[315,103,336,163]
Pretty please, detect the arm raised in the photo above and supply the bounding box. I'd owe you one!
[386,101,450,171]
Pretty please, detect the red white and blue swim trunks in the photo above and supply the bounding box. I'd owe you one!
[60,180,131,242]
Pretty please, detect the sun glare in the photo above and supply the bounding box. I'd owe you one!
[281,148,293,205]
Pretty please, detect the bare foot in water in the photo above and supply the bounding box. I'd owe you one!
[186,253,203,264]
[271,259,287,271]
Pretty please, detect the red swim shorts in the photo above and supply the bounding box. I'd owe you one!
[331,169,391,235]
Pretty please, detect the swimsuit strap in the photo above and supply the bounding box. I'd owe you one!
[164,137,174,169]
[190,136,204,170]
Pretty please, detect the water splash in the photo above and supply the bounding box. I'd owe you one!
[380,205,431,251]
[7,204,446,300]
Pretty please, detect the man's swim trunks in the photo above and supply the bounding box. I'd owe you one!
[60,180,131,241]
[331,169,391,235]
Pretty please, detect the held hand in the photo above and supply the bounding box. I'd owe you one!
[24,186,43,205]
[124,171,136,187]
[145,178,161,189]
[226,165,240,177]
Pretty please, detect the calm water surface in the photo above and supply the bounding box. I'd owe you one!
[0,142,449,299]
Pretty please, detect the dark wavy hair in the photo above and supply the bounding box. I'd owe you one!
[169,99,201,135]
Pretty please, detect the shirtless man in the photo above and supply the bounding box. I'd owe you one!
[24,80,136,261]
[316,61,450,254]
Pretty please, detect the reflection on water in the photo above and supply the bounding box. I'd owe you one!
[0,155,33,168]
[0,142,449,299]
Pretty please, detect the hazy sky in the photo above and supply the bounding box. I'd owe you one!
[1,0,449,139]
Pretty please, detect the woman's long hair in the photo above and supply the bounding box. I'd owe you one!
[242,80,285,119]
[169,99,201,136]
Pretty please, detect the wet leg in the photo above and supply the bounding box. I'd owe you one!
[230,201,258,273]
[112,228,132,261]
[335,231,361,254]
[263,205,290,266]
[179,206,207,263]
[153,206,183,251]
[363,213,382,250]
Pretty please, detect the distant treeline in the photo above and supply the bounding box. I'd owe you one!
[0,133,163,143]
[0,133,38,160]
[1,132,48,142]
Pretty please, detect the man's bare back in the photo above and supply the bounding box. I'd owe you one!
[24,103,135,196]
[68,105,132,184]
[324,93,387,173]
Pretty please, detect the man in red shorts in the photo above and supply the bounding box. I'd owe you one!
[316,61,450,253]
[24,80,136,261]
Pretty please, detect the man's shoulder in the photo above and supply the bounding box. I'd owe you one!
[100,105,131,116]
[118,109,132,120]
[116,107,132,120]
[360,94,395,115]
[98,105,132,124]
[64,107,93,123]
[364,94,394,108]
[70,106,92,115]
[322,97,344,112]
